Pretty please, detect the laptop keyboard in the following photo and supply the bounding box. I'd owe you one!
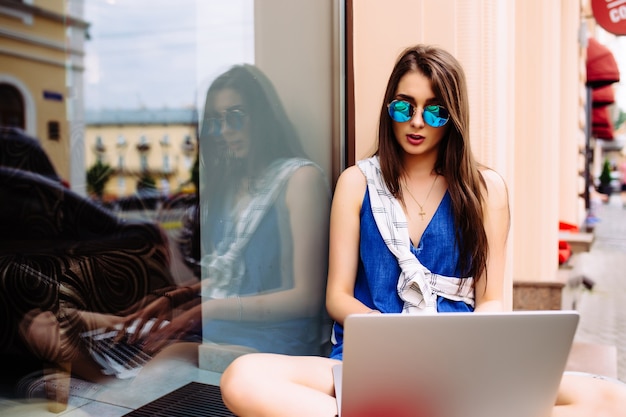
[80,319,166,379]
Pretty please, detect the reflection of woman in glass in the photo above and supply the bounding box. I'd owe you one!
[123,64,330,357]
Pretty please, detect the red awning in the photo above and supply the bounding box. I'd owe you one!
[586,37,620,88]
[592,84,615,107]
[592,106,614,140]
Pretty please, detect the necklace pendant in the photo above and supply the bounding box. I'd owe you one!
[403,174,439,223]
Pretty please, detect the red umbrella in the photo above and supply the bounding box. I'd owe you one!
[592,84,615,107]
[586,37,620,88]
[592,105,614,140]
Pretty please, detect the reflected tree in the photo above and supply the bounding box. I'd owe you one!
[86,160,113,200]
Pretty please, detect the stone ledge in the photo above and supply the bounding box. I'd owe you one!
[513,281,565,311]
[559,231,594,254]
[197,343,258,373]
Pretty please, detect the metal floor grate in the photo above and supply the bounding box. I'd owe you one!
[123,382,236,417]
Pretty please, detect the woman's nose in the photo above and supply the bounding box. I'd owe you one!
[409,109,425,128]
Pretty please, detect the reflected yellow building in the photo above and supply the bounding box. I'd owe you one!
[0,0,88,189]
[85,108,198,199]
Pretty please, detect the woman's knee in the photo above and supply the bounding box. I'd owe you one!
[221,353,271,407]
[556,374,626,417]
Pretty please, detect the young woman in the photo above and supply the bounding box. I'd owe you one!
[220,45,626,417]
[119,64,330,358]
[220,44,509,417]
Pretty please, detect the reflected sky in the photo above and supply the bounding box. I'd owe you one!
[84,0,254,111]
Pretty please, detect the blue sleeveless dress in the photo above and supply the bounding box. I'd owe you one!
[329,188,474,360]
[202,189,323,356]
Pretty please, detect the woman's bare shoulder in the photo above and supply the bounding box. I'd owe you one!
[479,168,509,210]
[333,165,367,205]
[287,163,327,188]
[285,163,330,208]
[338,164,366,184]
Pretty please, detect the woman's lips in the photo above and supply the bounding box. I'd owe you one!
[407,134,425,146]
[227,139,245,152]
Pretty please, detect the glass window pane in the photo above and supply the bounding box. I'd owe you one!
[2,0,341,391]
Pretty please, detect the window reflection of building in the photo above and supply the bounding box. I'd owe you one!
[163,154,171,173]
[117,135,127,148]
[117,176,126,195]
[137,135,151,173]
[140,154,149,173]
[181,134,195,171]
[161,134,172,173]
[0,83,25,128]
[94,136,106,163]
[137,134,151,152]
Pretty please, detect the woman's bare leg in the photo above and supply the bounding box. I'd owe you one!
[552,373,626,417]
[221,353,340,417]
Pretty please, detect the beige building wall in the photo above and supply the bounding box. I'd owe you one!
[0,1,68,176]
[0,0,87,188]
[512,0,559,286]
[560,2,588,226]
[351,0,588,309]
[33,0,65,15]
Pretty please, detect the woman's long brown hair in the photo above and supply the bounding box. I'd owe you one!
[198,64,309,246]
[376,44,488,285]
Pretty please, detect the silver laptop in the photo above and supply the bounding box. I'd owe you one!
[333,311,579,417]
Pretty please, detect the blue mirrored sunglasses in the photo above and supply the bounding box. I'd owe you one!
[204,108,247,137]
[387,99,450,128]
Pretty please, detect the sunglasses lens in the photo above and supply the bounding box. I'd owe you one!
[205,118,222,136]
[225,109,246,131]
[423,105,450,127]
[388,100,413,123]
[204,109,247,137]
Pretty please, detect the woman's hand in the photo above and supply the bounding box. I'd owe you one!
[115,295,172,345]
[140,304,202,355]
[115,285,199,344]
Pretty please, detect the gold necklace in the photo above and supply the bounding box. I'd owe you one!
[403,174,439,221]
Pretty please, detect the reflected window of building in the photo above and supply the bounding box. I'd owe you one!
[163,154,170,173]
[0,83,25,129]
[95,135,105,152]
[117,135,127,148]
[117,176,126,194]
[140,154,148,172]
[161,134,170,146]
[181,134,194,154]
[183,154,192,170]
[137,134,150,152]
[47,120,60,140]
[118,155,125,171]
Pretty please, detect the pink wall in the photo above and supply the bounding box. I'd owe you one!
[351,0,587,308]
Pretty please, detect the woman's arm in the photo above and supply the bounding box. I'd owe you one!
[121,165,330,338]
[325,165,375,325]
[474,168,510,312]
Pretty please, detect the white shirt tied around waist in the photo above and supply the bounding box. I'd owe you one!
[357,157,474,314]
[200,157,315,299]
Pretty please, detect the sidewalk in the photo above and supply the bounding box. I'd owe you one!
[562,194,626,382]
